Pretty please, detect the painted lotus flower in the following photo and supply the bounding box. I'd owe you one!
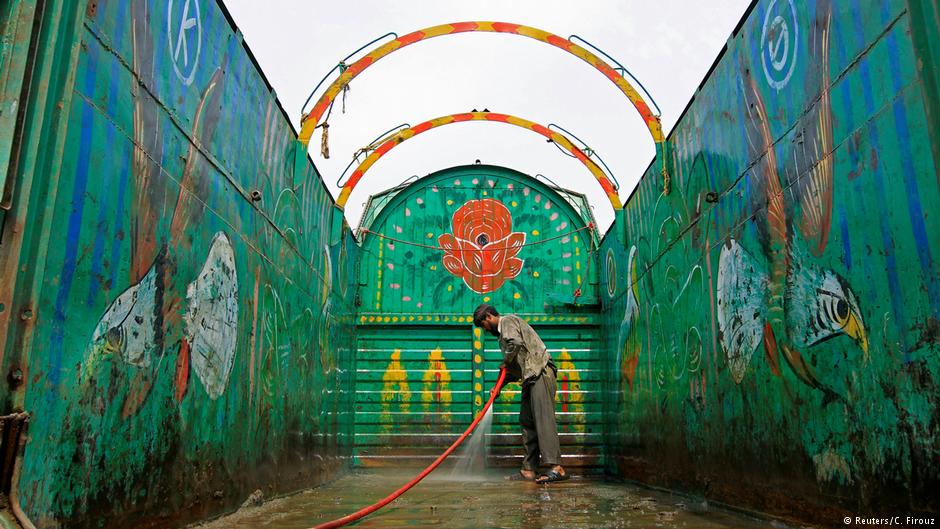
[438,199,525,293]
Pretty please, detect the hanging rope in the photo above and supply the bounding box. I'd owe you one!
[357,223,594,252]
[315,68,346,159]
[338,61,350,114]
[573,230,596,300]
[353,129,403,160]
[318,123,330,159]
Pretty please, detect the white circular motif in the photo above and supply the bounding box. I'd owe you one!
[760,0,798,90]
[167,0,202,86]
[606,248,617,298]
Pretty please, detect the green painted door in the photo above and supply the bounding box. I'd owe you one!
[353,322,602,469]
[352,165,603,468]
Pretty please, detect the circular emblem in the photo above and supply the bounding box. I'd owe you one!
[760,0,798,90]
[167,0,202,86]
[606,248,617,298]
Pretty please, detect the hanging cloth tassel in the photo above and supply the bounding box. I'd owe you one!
[320,123,330,159]
[337,61,351,114]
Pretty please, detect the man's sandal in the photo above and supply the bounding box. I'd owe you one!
[536,470,569,483]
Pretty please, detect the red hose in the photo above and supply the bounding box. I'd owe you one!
[311,367,508,529]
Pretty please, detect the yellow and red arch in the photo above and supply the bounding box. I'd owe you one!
[336,111,623,210]
[298,22,665,148]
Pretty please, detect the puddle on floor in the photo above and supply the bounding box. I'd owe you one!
[194,468,784,529]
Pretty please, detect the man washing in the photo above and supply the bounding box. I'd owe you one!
[473,304,568,483]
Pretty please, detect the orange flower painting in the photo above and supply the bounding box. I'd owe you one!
[438,199,526,294]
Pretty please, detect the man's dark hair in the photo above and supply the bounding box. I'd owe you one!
[473,304,499,327]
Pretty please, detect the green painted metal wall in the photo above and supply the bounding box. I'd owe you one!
[0,0,357,527]
[600,0,940,522]
[354,165,603,467]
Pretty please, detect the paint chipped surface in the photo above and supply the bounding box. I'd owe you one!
[184,231,238,399]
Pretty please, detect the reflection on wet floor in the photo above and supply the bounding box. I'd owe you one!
[194,469,779,529]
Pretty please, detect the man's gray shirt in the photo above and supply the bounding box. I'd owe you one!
[498,314,552,383]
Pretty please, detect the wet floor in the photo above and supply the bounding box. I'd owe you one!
[194,468,782,529]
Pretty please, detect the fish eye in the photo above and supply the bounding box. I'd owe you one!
[476,234,489,246]
[836,299,848,321]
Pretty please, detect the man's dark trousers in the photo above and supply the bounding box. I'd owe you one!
[519,364,561,471]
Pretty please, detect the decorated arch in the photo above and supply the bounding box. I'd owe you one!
[337,111,622,210]
[298,22,665,151]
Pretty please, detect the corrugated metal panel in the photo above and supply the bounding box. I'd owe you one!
[0,0,42,208]
[599,0,940,522]
[353,325,474,466]
[0,0,359,526]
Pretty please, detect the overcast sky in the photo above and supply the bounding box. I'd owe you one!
[224,0,751,233]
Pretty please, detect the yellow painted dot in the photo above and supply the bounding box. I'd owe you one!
[533,271,540,278]
[532,230,540,236]
[368,316,375,322]
[576,261,581,270]
[474,383,483,392]
[444,316,450,322]
[474,328,481,337]
[483,296,490,302]
[430,265,437,271]
[574,235,579,243]
[392,316,399,322]
[474,341,482,349]
[575,247,580,256]
[447,199,454,205]
[435,316,441,321]
[514,292,521,299]
[475,369,483,378]
[577,274,582,284]
[474,395,483,406]
[409,316,415,321]
[474,354,482,363]
[418,315,424,321]
[482,191,488,196]
[511,201,518,207]
[427,232,434,238]
[383,316,390,323]
[447,284,453,292]
[360,316,366,323]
